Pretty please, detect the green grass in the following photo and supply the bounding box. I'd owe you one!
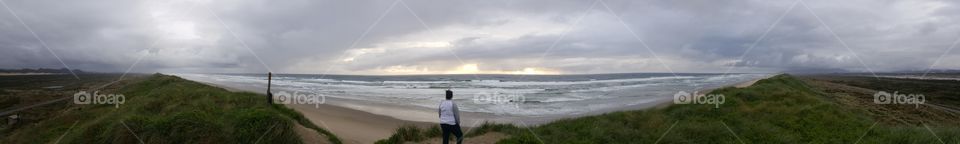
[807,75,960,108]
[2,74,341,144]
[374,125,441,144]
[381,74,960,143]
[373,122,517,144]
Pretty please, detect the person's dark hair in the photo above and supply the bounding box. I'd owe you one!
[445,90,453,100]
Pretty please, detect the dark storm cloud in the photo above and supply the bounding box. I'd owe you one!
[1,0,959,74]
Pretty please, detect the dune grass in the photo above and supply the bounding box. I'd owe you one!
[2,74,340,144]
[379,74,959,143]
[374,125,442,144]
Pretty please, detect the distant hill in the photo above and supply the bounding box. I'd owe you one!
[0,68,85,74]
[888,69,960,74]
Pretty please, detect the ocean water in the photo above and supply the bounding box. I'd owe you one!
[175,73,771,122]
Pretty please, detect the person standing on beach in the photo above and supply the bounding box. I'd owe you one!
[439,90,463,144]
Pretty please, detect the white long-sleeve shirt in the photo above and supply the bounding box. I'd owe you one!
[438,100,460,125]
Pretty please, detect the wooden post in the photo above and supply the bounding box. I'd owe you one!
[268,72,273,104]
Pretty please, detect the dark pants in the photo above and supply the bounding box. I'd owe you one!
[440,124,463,144]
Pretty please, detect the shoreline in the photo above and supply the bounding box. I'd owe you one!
[734,74,770,88]
[197,81,432,144]
[189,74,772,143]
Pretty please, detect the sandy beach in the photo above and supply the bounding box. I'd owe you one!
[286,103,432,144]
[734,74,772,88]
[198,81,433,143]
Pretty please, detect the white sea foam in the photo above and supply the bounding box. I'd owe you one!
[174,73,771,118]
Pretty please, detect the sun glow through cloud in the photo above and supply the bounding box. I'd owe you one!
[438,64,559,75]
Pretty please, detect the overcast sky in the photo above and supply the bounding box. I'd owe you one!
[1,0,959,75]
